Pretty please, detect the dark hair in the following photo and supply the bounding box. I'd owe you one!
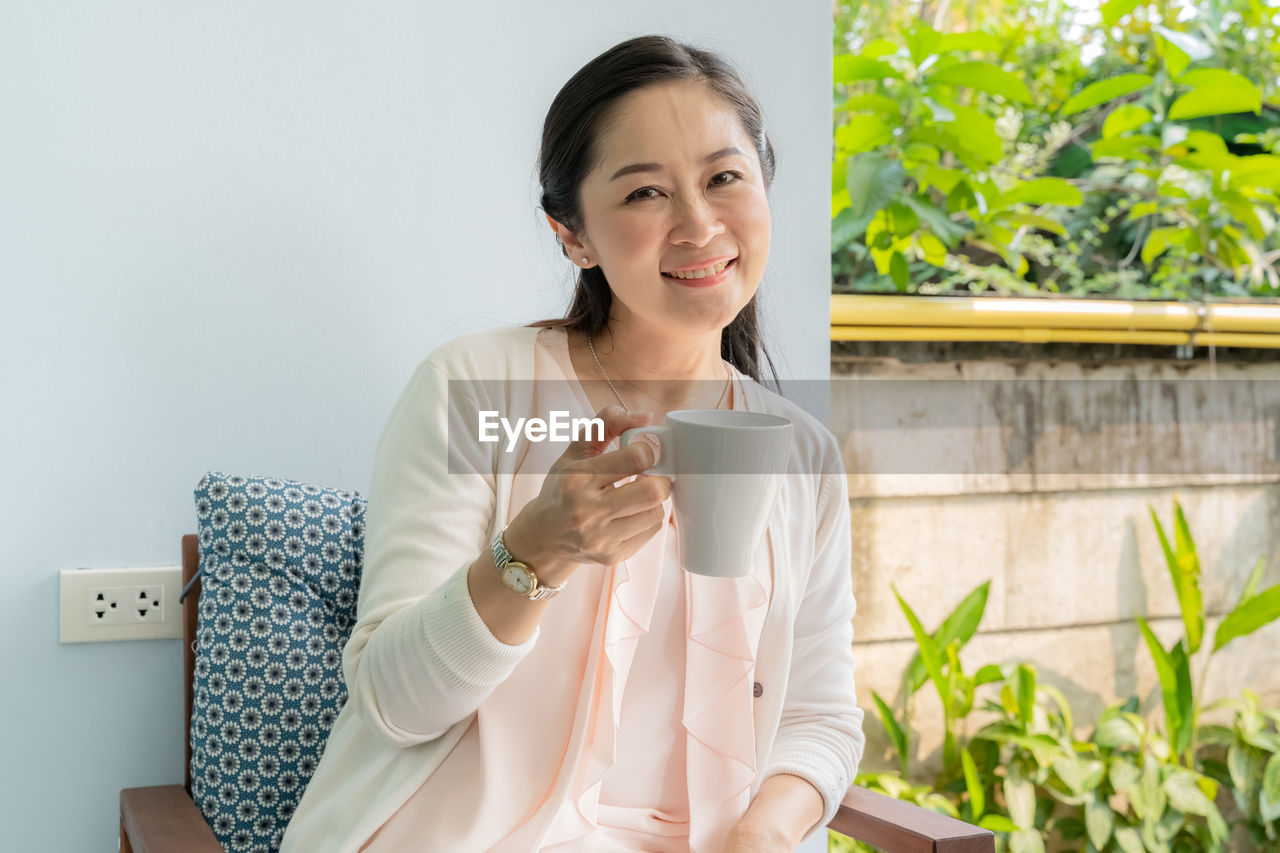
[526,35,780,390]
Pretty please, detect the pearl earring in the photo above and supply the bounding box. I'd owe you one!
[581,257,590,266]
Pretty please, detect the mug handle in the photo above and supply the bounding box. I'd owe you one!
[620,425,675,478]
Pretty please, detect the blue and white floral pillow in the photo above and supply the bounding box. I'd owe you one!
[188,472,365,852]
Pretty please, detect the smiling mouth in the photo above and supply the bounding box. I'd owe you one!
[662,259,735,280]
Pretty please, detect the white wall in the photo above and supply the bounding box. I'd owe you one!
[0,2,832,849]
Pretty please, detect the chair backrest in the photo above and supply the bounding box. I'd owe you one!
[183,472,366,852]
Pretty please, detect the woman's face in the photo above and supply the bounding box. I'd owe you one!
[567,80,771,339]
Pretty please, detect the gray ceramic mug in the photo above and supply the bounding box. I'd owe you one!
[621,409,793,577]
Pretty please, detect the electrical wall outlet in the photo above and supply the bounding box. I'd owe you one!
[59,566,184,643]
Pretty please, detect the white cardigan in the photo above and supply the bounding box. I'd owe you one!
[280,325,864,852]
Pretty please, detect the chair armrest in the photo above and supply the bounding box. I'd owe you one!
[828,786,994,853]
[119,785,223,853]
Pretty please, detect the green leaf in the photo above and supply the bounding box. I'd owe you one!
[1004,765,1036,829]
[835,114,894,155]
[1131,754,1167,822]
[889,251,909,288]
[1198,724,1235,746]
[860,38,898,59]
[1238,556,1266,609]
[1101,0,1141,27]
[1169,70,1262,120]
[943,105,1003,167]
[835,93,902,116]
[1141,226,1189,265]
[1228,743,1263,798]
[1096,716,1141,749]
[1103,104,1153,139]
[1092,134,1161,161]
[938,32,1003,54]
[905,581,990,693]
[1214,583,1280,652]
[1062,74,1153,116]
[918,232,947,266]
[1016,664,1036,729]
[904,24,941,67]
[1163,770,1217,816]
[1114,826,1144,853]
[1086,796,1114,849]
[1157,34,1191,78]
[1150,503,1204,654]
[997,212,1068,236]
[903,141,940,164]
[1135,617,1193,757]
[929,62,1032,103]
[894,584,946,702]
[1264,754,1280,817]
[1008,829,1045,853]
[871,690,907,768]
[834,55,902,83]
[887,200,919,237]
[901,195,968,243]
[962,747,985,819]
[843,152,905,239]
[974,663,1005,686]
[978,814,1018,832]
[998,177,1083,207]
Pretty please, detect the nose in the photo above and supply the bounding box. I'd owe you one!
[669,193,725,247]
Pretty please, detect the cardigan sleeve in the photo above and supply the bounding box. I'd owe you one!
[341,357,539,748]
[759,435,865,841]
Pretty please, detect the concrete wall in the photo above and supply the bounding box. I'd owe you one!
[831,342,1280,772]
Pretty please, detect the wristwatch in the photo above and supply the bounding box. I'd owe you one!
[491,527,568,601]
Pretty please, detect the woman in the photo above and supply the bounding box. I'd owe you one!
[280,35,863,853]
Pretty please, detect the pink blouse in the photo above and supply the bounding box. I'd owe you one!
[357,328,773,852]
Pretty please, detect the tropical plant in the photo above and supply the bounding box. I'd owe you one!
[830,498,1280,851]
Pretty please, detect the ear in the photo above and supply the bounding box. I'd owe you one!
[544,213,593,265]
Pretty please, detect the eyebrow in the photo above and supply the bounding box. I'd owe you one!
[608,146,748,182]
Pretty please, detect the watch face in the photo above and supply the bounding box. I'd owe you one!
[501,564,534,596]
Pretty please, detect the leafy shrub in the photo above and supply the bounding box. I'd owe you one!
[831,498,1280,851]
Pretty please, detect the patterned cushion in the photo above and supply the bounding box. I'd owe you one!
[189,472,365,852]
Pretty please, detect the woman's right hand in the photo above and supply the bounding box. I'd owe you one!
[502,405,671,581]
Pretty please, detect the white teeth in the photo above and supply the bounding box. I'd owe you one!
[668,260,730,279]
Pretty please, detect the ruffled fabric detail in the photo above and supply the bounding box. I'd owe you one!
[539,497,773,853]
[683,533,772,852]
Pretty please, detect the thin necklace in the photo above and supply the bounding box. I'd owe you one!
[586,331,731,414]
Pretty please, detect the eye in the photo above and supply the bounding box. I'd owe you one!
[625,186,662,203]
[711,170,744,186]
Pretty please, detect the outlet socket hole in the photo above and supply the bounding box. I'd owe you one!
[110,602,117,608]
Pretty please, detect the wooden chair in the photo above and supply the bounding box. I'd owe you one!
[119,535,994,853]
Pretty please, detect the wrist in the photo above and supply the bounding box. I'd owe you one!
[502,515,577,586]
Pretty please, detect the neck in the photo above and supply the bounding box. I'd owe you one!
[592,323,725,382]
[584,323,730,413]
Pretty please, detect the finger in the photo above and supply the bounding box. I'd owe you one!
[610,508,668,559]
[565,406,651,460]
[589,435,664,483]
[600,466,671,515]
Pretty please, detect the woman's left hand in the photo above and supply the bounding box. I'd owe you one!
[720,824,793,853]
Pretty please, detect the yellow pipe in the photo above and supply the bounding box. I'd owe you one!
[1193,332,1280,349]
[830,325,1191,345]
[830,294,1280,348]
[1203,304,1280,333]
